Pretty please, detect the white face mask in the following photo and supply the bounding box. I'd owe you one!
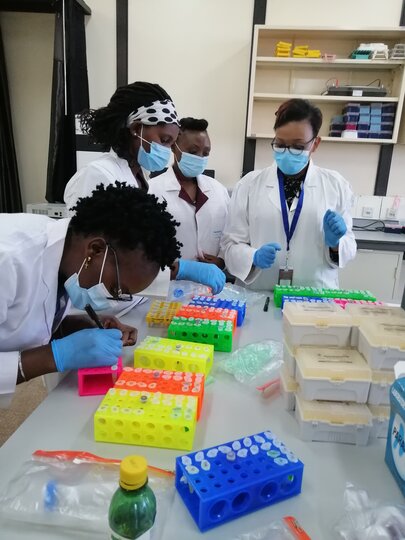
[64,245,120,311]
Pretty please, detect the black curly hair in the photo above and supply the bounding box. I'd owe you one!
[79,81,174,160]
[179,117,208,132]
[69,182,182,270]
[274,99,323,137]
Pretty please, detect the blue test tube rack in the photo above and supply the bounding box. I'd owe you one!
[189,296,246,326]
[175,430,304,531]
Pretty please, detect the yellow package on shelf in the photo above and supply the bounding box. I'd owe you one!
[94,388,198,450]
[307,50,322,58]
[134,336,214,374]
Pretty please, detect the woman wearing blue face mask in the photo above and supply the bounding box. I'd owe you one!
[221,98,357,290]
[0,183,182,408]
[64,83,226,295]
[148,117,230,269]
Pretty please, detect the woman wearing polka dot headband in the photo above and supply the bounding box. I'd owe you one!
[64,81,226,296]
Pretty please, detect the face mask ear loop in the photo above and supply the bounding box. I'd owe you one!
[76,258,88,284]
[98,244,109,284]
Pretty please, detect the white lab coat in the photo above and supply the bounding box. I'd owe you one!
[0,215,71,407]
[148,167,230,260]
[221,161,357,290]
[63,150,169,297]
[64,150,140,214]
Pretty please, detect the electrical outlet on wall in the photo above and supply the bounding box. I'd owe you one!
[354,195,383,220]
[380,196,405,222]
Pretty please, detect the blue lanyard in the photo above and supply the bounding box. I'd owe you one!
[277,169,305,252]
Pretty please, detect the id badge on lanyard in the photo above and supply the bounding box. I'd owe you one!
[277,170,304,286]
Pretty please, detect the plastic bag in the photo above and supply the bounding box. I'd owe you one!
[232,516,311,539]
[0,450,174,538]
[166,280,212,303]
[215,283,267,306]
[334,482,405,539]
[218,340,283,388]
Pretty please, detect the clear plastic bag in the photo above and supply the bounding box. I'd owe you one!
[166,280,212,303]
[0,450,174,538]
[218,339,283,388]
[215,283,267,306]
[232,516,311,539]
[334,482,405,539]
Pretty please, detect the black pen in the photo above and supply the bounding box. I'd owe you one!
[263,297,270,312]
[85,304,104,329]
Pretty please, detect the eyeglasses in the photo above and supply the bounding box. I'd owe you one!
[105,245,133,302]
[271,137,316,156]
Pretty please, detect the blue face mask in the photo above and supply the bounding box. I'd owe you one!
[64,246,119,311]
[273,150,311,176]
[176,144,208,177]
[137,127,171,172]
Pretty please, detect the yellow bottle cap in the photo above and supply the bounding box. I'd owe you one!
[119,455,148,491]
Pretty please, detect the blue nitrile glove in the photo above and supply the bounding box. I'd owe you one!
[176,259,226,295]
[51,328,122,372]
[323,209,347,248]
[253,243,281,269]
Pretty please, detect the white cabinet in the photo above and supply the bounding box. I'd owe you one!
[339,249,403,302]
[248,26,405,143]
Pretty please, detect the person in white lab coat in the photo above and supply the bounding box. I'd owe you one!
[148,117,230,268]
[221,98,356,290]
[0,183,181,407]
[64,82,225,294]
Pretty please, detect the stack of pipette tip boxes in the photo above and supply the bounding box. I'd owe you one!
[280,300,405,445]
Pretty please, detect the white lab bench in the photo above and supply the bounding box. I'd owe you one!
[340,229,405,302]
[0,297,402,539]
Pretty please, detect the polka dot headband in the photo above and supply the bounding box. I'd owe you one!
[126,99,179,127]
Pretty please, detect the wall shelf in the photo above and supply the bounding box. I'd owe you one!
[247,26,405,144]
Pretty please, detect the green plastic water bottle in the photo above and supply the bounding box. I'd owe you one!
[109,455,157,540]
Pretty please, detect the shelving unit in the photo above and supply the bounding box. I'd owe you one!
[247,26,405,144]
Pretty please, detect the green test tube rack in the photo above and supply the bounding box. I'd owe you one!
[168,317,233,352]
[273,285,376,308]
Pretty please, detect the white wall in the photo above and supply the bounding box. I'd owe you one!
[128,0,254,188]
[0,12,54,207]
[262,0,405,196]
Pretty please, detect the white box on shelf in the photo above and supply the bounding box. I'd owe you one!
[358,317,405,370]
[368,369,395,405]
[368,404,390,439]
[283,302,353,349]
[353,195,383,220]
[295,394,373,446]
[295,347,372,403]
[280,365,298,411]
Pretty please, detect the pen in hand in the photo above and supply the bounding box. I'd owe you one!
[84,304,104,329]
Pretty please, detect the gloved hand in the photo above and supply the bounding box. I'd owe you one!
[253,243,281,269]
[51,328,122,372]
[323,209,347,247]
[176,259,226,295]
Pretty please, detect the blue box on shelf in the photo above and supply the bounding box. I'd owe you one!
[357,123,369,131]
[380,131,393,139]
[382,104,396,114]
[382,113,395,122]
[329,130,342,137]
[175,431,304,531]
[343,103,360,114]
[343,113,360,123]
[358,130,369,139]
[368,131,381,139]
[331,114,344,124]
[371,102,383,110]
[329,122,345,131]
[359,114,371,123]
[359,105,371,115]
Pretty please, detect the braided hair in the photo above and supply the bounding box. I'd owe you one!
[179,117,208,132]
[80,82,174,160]
[69,182,182,270]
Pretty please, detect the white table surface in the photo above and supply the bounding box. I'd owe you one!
[0,296,403,539]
